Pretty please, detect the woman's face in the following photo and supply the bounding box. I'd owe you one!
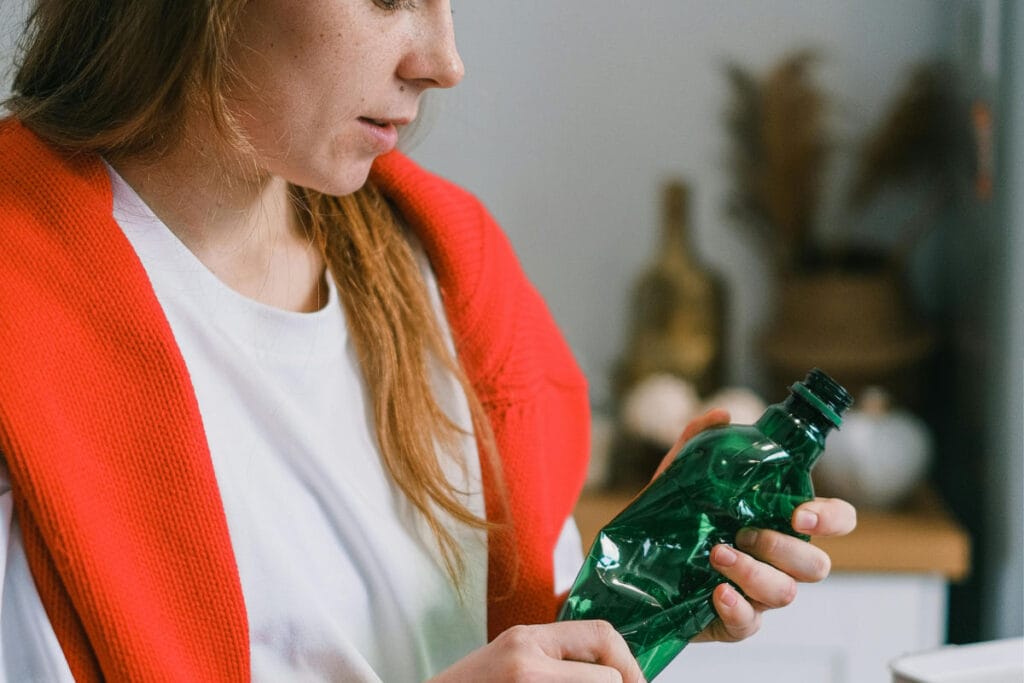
[225,0,463,195]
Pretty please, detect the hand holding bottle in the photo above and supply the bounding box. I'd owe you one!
[560,369,855,679]
[428,621,645,683]
[655,408,858,645]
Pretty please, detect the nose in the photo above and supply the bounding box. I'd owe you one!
[399,3,465,90]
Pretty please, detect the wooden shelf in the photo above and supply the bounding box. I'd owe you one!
[574,486,971,581]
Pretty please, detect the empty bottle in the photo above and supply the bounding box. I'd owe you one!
[559,369,852,680]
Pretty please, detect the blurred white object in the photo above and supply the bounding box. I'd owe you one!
[891,637,1024,682]
[700,386,767,425]
[620,374,700,448]
[816,387,933,509]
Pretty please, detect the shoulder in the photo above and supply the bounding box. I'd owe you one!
[369,150,503,309]
[0,117,126,330]
[371,151,587,396]
[370,150,480,209]
[0,117,110,217]
[369,150,491,251]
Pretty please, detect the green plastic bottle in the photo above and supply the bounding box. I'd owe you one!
[558,369,852,680]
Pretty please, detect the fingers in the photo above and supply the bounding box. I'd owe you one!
[653,409,731,479]
[500,622,645,683]
[700,539,802,645]
[547,660,634,683]
[541,621,640,674]
[712,583,763,641]
[709,543,799,606]
[691,496,857,647]
[716,497,854,588]
[792,497,857,536]
[733,528,831,583]
[691,583,763,643]
[431,622,645,682]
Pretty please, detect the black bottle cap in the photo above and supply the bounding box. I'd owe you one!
[790,368,854,427]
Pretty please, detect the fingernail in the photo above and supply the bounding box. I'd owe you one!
[794,510,819,532]
[713,545,738,567]
[720,584,738,607]
[735,527,758,549]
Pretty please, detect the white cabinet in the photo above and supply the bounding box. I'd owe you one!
[657,573,948,683]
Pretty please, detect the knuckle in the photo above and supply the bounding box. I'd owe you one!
[809,551,832,581]
[504,655,537,682]
[743,558,765,586]
[760,530,784,556]
[500,624,535,652]
[741,613,764,639]
[598,667,624,683]
[727,611,762,641]
[777,578,798,607]
[720,623,745,642]
[590,619,619,644]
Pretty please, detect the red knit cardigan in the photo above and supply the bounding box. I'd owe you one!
[0,119,590,682]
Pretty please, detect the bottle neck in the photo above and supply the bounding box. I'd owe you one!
[660,182,694,264]
[754,393,837,468]
[661,221,691,257]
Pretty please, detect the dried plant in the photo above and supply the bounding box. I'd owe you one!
[723,65,767,237]
[847,62,969,270]
[724,50,830,272]
[725,53,966,275]
[848,62,964,209]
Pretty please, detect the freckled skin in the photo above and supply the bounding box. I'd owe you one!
[106,0,464,315]
[225,0,463,196]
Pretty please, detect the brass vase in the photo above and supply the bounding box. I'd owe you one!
[614,180,727,400]
[610,180,728,488]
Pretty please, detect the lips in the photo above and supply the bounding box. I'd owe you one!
[357,117,401,153]
[358,115,413,127]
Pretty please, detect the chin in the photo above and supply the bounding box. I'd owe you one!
[301,158,376,198]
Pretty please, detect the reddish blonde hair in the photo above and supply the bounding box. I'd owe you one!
[7,0,501,582]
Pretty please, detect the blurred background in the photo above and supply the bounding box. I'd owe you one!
[406,0,1022,663]
[2,0,1020,679]
[420,2,1023,677]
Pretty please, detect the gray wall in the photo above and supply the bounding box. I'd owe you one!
[412,0,947,406]
[0,0,25,102]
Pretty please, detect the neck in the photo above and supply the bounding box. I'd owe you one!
[109,115,327,313]
[755,398,832,468]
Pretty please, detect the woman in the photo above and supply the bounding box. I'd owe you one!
[0,1,856,681]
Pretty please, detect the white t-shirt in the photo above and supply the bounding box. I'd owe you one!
[0,166,583,682]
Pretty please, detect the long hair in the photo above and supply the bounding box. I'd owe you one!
[6,0,502,583]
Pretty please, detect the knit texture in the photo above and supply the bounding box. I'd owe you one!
[0,119,590,679]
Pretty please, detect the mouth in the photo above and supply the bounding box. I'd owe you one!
[357,116,403,153]
[359,116,412,128]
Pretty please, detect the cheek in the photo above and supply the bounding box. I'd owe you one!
[267,127,376,197]
[231,98,294,162]
[221,27,383,191]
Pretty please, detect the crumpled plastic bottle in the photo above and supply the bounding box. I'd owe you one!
[558,369,852,680]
